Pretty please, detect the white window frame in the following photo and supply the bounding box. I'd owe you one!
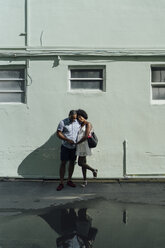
[150,65,165,105]
[0,65,26,104]
[68,65,106,92]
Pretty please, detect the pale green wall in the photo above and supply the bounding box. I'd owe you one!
[1,0,165,48]
[0,0,165,178]
[0,0,25,47]
[0,57,165,178]
[18,0,165,48]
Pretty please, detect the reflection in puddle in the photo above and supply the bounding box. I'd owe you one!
[0,199,165,247]
[40,208,97,247]
[123,209,127,224]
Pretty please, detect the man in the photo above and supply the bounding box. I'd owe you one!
[56,110,80,191]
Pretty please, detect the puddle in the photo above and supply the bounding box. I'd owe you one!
[0,198,165,247]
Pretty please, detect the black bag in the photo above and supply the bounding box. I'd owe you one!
[87,132,98,148]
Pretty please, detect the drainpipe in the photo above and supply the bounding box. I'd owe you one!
[25,0,29,47]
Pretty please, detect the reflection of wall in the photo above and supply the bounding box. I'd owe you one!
[0,215,58,248]
[91,201,165,248]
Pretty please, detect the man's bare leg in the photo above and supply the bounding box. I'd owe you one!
[57,161,67,191]
[67,160,76,187]
[60,161,67,184]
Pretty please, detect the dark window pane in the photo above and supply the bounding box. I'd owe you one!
[152,86,165,100]
[0,68,25,103]
[71,69,103,79]
[0,81,24,90]
[152,68,165,82]
[71,80,102,90]
[0,69,24,79]
[0,93,25,102]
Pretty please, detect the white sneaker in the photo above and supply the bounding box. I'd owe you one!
[81,181,87,187]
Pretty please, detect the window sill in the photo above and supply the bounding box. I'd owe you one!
[151,100,165,105]
[0,102,26,105]
[68,89,105,94]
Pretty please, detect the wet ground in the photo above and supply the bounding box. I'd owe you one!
[0,181,165,247]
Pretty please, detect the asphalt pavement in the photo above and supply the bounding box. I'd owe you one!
[0,180,165,210]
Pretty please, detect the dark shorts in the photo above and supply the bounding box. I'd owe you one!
[60,145,77,162]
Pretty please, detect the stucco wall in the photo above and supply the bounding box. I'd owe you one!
[1,0,165,48]
[0,0,165,178]
[0,0,25,47]
[0,57,164,178]
[28,0,165,47]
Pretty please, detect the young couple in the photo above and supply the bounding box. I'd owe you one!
[56,109,98,191]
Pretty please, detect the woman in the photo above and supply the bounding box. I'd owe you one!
[76,109,98,187]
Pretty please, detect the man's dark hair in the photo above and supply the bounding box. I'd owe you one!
[77,109,88,120]
[69,110,77,116]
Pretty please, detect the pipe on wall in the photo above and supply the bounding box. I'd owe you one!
[25,0,29,47]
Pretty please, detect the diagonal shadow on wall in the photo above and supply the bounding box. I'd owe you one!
[18,133,61,179]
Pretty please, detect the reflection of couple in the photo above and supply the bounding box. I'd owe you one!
[56,208,98,248]
[40,208,98,248]
[56,109,98,191]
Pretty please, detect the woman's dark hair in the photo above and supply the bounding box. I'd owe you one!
[77,109,88,120]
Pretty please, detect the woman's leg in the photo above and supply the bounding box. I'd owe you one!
[78,156,87,180]
[78,156,98,178]
[78,156,87,187]
[82,167,87,181]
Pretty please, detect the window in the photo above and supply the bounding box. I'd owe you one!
[69,67,105,91]
[0,67,26,103]
[151,66,165,101]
